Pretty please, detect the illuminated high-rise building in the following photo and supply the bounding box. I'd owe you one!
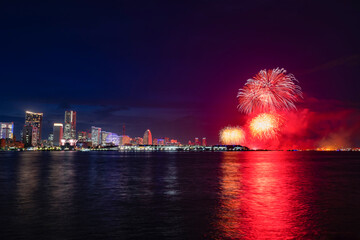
[64,111,76,140]
[0,122,14,139]
[195,137,200,146]
[143,129,152,145]
[53,123,63,146]
[87,132,92,142]
[202,137,207,146]
[101,131,111,146]
[22,126,32,147]
[31,127,39,147]
[91,126,101,147]
[22,125,38,148]
[25,111,43,143]
[77,131,88,142]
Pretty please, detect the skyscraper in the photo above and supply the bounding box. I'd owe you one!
[64,111,76,140]
[87,132,92,142]
[22,125,38,148]
[0,122,14,139]
[143,129,152,145]
[202,137,207,146]
[195,137,200,146]
[25,111,43,143]
[91,126,101,147]
[53,123,63,146]
[101,131,111,146]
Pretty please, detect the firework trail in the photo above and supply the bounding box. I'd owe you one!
[249,113,282,139]
[238,68,302,114]
[219,126,246,145]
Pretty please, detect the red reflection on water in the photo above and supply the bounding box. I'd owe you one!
[217,151,309,239]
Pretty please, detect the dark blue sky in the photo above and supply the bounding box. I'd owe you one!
[1,0,359,144]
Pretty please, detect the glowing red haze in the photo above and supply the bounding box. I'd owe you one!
[234,68,360,150]
[244,107,360,150]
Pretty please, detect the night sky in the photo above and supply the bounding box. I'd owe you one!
[1,0,359,145]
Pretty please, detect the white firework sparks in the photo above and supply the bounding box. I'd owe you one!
[238,68,302,114]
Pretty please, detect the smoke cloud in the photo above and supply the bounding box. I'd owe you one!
[243,100,360,150]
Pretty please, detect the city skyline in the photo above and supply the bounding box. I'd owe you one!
[4,109,209,145]
[4,109,208,146]
[1,109,206,148]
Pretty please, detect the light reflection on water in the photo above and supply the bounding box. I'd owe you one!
[0,151,359,239]
[48,152,75,212]
[16,152,41,212]
[217,151,315,239]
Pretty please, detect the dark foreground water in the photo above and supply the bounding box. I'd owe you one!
[0,151,360,239]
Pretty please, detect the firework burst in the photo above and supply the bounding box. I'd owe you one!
[249,113,282,139]
[219,126,246,145]
[238,68,302,114]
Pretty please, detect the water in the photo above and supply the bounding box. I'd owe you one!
[0,151,360,239]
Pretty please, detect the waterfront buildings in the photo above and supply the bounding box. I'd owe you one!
[22,125,38,147]
[0,108,194,149]
[187,138,205,146]
[77,131,88,142]
[48,134,53,142]
[87,132,92,142]
[0,137,24,149]
[202,137,207,146]
[77,131,92,148]
[53,123,63,146]
[152,137,180,146]
[101,131,111,146]
[132,137,143,145]
[0,122,14,139]
[106,133,120,146]
[41,139,52,148]
[31,128,39,147]
[91,126,101,147]
[170,139,179,146]
[25,111,43,144]
[120,135,131,145]
[1,110,195,149]
[143,129,152,145]
[64,111,76,140]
